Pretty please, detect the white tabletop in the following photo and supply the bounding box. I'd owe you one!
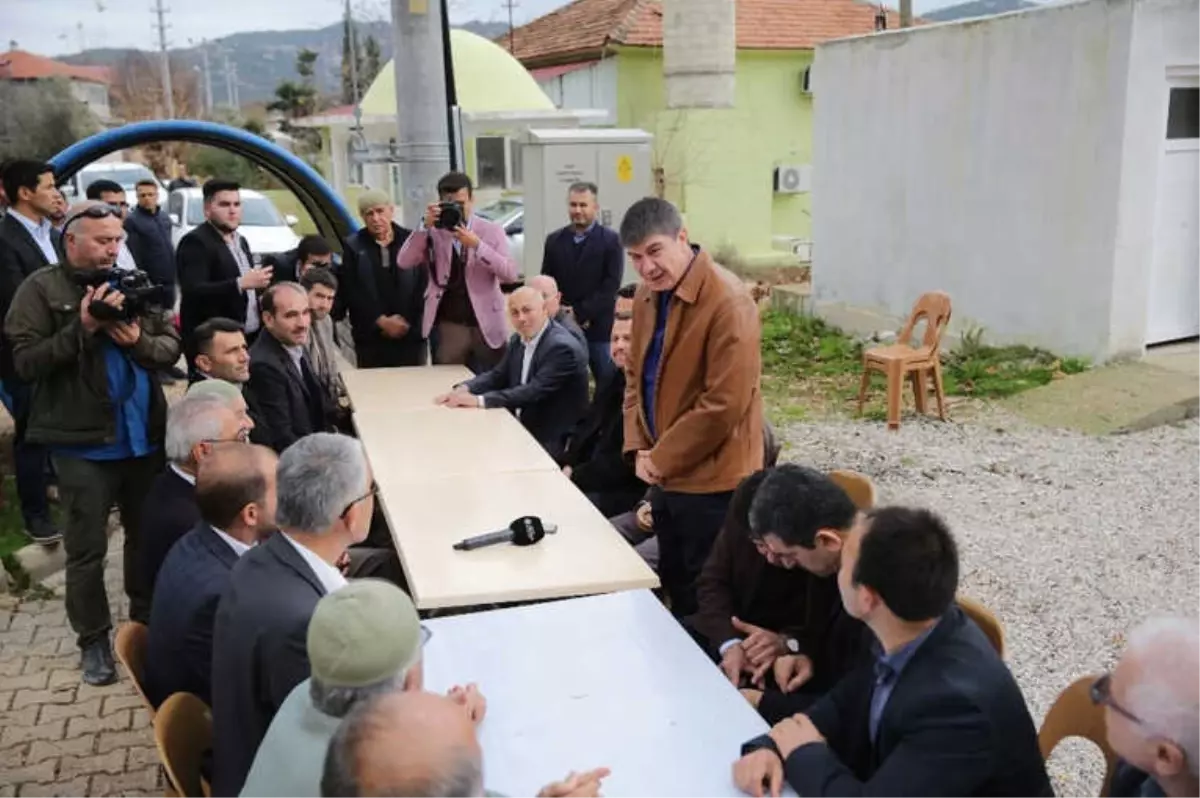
[342,364,474,413]
[422,589,778,797]
[381,469,658,608]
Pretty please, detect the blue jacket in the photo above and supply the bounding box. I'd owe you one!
[124,206,177,290]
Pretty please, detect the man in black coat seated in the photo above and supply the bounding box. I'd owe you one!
[1100,616,1199,798]
[560,310,643,517]
[188,317,272,449]
[340,190,426,368]
[435,285,587,461]
[733,507,1052,798]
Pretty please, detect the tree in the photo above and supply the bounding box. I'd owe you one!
[340,18,365,105]
[0,78,99,162]
[362,35,383,90]
[269,48,322,156]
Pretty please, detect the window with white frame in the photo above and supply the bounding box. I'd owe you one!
[476,136,507,189]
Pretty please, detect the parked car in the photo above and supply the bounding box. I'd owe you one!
[475,197,525,273]
[167,187,301,263]
[62,162,167,208]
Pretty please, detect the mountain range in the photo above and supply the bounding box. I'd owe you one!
[923,0,1039,22]
[58,19,509,106]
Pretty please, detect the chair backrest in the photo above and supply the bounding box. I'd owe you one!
[897,291,953,351]
[1039,675,1119,797]
[829,469,876,510]
[956,595,1006,658]
[155,692,213,798]
[114,622,155,719]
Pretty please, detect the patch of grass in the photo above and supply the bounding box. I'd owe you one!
[262,187,366,238]
[759,311,1090,422]
[0,478,32,560]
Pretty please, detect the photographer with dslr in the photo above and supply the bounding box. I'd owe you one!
[4,200,180,687]
[397,171,517,371]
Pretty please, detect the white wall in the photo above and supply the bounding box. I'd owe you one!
[812,0,1197,360]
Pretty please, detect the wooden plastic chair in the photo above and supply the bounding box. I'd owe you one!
[828,470,876,510]
[154,692,213,798]
[1039,675,1119,796]
[858,291,952,430]
[955,595,1005,657]
[114,621,155,720]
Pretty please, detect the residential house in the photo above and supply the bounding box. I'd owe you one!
[0,49,113,123]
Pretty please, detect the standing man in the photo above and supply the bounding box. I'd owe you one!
[5,201,181,685]
[249,283,327,453]
[124,178,178,306]
[177,179,273,359]
[84,180,138,273]
[397,172,517,372]
[541,182,623,384]
[341,191,425,368]
[0,160,62,544]
[621,197,763,618]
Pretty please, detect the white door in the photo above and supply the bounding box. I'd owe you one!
[1146,80,1200,345]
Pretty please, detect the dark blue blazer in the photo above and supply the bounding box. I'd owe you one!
[124,206,177,293]
[744,606,1052,797]
[210,531,327,797]
[463,320,588,461]
[143,522,238,709]
[540,223,623,343]
[138,468,201,601]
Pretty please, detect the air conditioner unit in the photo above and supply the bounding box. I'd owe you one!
[773,164,812,194]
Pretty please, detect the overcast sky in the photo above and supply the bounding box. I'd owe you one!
[5,0,966,57]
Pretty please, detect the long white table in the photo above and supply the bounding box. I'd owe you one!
[343,365,660,609]
[423,590,783,797]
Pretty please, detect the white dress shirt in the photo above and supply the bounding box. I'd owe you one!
[116,240,137,272]
[211,526,253,557]
[281,532,347,595]
[9,209,58,263]
[169,463,196,485]
[478,320,550,413]
[223,228,261,333]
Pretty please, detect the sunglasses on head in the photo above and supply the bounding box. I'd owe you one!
[63,204,121,232]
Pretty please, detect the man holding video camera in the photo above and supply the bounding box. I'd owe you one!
[397,172,518,371]
[4,200,180,687]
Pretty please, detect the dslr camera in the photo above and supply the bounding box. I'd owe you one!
[73,269,168,323]
[435,200,465,230]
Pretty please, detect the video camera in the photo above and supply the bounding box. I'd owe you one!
[72,269,168,323]
[435,200,465,230]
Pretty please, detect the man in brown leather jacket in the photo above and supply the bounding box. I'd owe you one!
[619,197,763,617]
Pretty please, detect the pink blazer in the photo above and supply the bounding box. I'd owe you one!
[396,216,519,349]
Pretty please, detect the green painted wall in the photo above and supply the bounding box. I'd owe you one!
[615,47,814,267]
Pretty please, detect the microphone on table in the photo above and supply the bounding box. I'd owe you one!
[453,516,558,551]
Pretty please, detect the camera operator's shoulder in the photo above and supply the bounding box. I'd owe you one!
[19,264,70,297]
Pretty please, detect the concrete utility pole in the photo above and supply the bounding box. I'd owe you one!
[151,0,175,117]
[391,0,452,230]
[199,41,213,115]
[223,54,236,109]
[502,0,518,53]
[899,0,912,27]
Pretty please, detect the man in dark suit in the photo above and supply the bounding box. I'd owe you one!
[1101,616,1199,798]
[435,285,587,461]
[540,181,623,385]
[188,317,271,448]
[125,178,179,306]
[249,283,327,453]
[210,432,378,797]
[733,506,1052,798]
[341,190,425,368]
[560,309,643,517]
[138,381,257,600]
[176,180,274,361]
[143,443,277,708]
[0,160,63,544]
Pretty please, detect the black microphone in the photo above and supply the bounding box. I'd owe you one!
[453,516,559,551]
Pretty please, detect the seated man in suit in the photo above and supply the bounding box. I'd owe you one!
[733,506,1052,798]
[434,286,588,461]
[1101,616,1199,798]
[211,432,379,797]
[190,317,271,448]
[696,465,873,724]
[528,274,586,351]
[143,442,277,708]
[138,382,255,599]
[241,580,484,797]
[249,283,328,453]
[300,268,350,430]
[559,308,643,518]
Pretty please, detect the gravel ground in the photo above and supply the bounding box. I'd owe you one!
[777,408,1200,796]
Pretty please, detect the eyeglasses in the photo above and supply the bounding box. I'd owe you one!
[340,480,379,518]
[1090,673,1143,725]
[63,204,120,232]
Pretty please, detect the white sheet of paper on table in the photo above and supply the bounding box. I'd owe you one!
[422,590,794,797]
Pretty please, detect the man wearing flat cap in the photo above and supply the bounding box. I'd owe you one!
[338,191,427,368]
[240,579,486,797]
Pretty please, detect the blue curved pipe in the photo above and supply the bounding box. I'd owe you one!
[49,120,360,244]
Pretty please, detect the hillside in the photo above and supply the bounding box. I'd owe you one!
[59,20,508,106]
[923,0,1039,21]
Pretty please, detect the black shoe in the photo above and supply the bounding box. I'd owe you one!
[80,640,117,686]
[25,516,62,546]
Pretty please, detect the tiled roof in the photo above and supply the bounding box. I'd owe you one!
[0,50,112,84]
[506,0,906,66]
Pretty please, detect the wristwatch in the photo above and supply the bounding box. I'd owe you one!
[785,637,800,654]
